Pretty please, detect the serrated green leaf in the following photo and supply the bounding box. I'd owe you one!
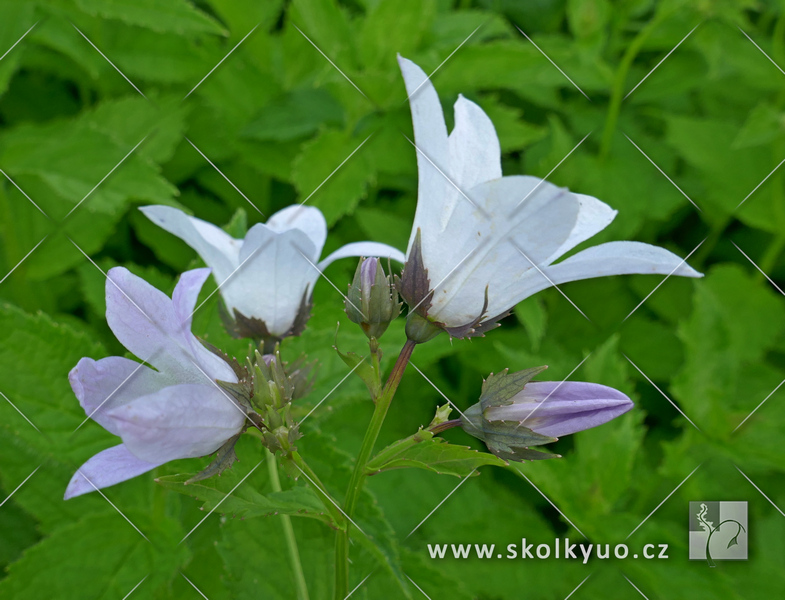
[0,303,122,532]
[155,471,335,524]
[367,432,507,477]
[0,512,188,599]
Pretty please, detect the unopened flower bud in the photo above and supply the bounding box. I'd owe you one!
[345,257,401,340]
[461,367,633,461]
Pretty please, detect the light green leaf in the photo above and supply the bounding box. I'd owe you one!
[291,128,375,226]
[358,0,436,70]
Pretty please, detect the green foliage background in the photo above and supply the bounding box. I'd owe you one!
[1,0,784,598]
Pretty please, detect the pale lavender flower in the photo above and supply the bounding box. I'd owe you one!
[397,56,702,338]
[140,204,405,339]
[65,267,245,499]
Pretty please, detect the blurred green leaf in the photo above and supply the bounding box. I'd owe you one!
[291,128,375,226]
[74,0,227,35]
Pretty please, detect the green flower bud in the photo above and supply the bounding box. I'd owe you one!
[345,257,401,340]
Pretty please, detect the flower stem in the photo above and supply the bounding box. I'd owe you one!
[333,339,417,599]
[599,13,666,159]
[428,418,464,435]
[289,450,345,527]
[267,449,310,600]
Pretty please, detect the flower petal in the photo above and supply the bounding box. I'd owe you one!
[105,267,236,384]
[543,193,617,265]
[64,444,165,499]
[69,356,166,436]
[139,205,239,283]
[264,205,328,259]
[487,381,633,438]
[318,241,406,270]
[109,383,246,464]
[171,269,238,382]
[424,176,580,325]
[398,56,451,253]
[448,95,501,191]
[221,225,317,335]
[508,241,705,304]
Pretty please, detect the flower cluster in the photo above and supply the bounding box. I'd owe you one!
[66,57,702,500]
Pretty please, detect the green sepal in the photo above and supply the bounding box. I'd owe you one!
[186,432,241,483]
[479,366,549,409]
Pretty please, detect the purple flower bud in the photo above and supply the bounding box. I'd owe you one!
[461,368,633,461]
[360,257,379,307]
[485,381,633,438]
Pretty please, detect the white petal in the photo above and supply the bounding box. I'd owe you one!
[139,205,240,284]
[448,95,501,192]
[110,383,246,464]
[105,268,236,384]
[508,240,704,306]
[543,193,617,265]
[264,205,328,259]
[69,356,166,436]
[425,176,580,325]
[221,225,317,336]
[398,56,451,253]
[64,444,164,499]
[318,241,406,270]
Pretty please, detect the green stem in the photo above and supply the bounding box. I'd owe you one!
[333,339,417,599]
[599,14,666,159]
[267,450,310,600]
[289,451,345,527]
[759,233,785,279]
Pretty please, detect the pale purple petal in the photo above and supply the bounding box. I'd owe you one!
[105,267,235,385]
[139,205,239,284]
[171,269,237,382]
[109,383,246,464]
[264,205,328,259]
[486,381,633,438]
[318,241,406,270]
[448,95,501,191]
[69,356,166,436]
[64,444,165,499]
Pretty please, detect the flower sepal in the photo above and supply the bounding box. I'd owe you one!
[220,291,313,352]
[185,432,243,484]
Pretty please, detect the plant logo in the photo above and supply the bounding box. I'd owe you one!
[689,501,747,565]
